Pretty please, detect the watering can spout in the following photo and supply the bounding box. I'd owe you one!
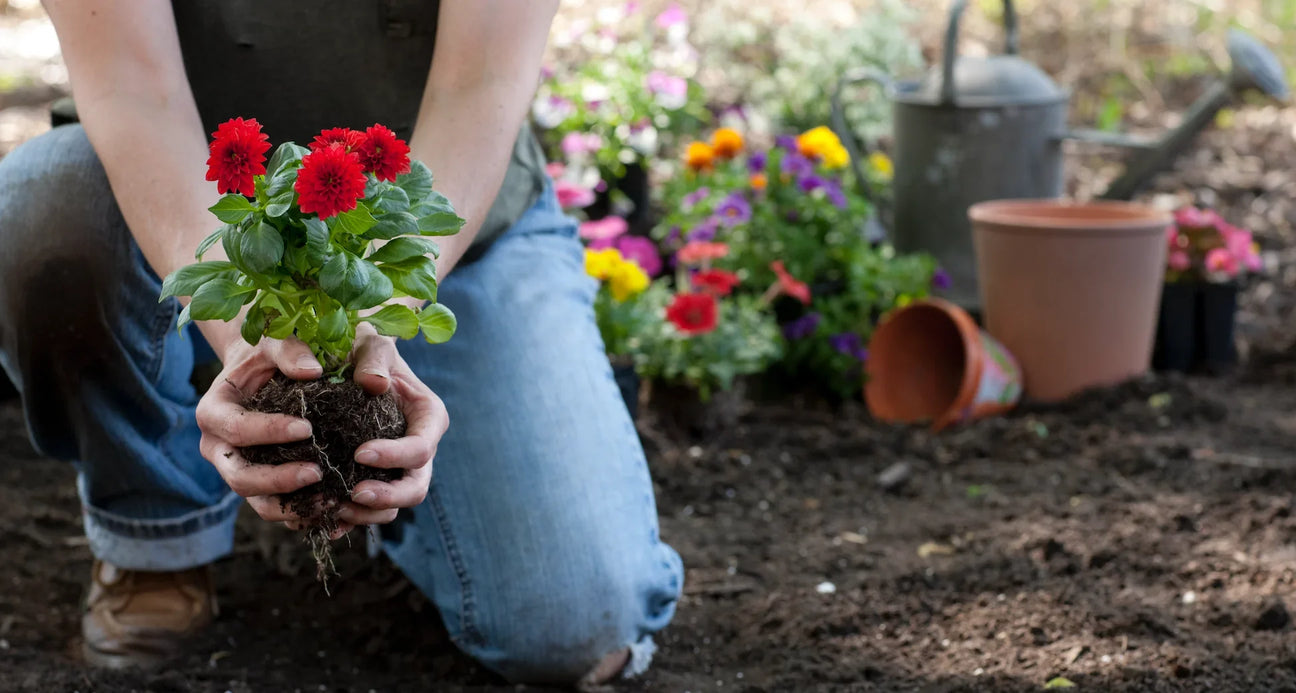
[1066,28,1290,200]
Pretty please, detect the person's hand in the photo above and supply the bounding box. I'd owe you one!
[330,322,449,534]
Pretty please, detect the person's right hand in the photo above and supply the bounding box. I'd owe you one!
[194,335,344,535]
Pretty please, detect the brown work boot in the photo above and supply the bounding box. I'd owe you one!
[81,560,217,669]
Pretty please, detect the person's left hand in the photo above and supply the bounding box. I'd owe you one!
[288,322,449,536]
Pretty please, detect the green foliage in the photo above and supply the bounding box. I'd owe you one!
[630,283,783,400]
[160,141,464,373]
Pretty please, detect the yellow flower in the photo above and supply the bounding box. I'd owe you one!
[607,258,650,301]
[895,294,912,308]
[684,141,715,172]
[584,247,622,281]
[868,151,893,180]
[796,126,843,161]
[821,142,850,170]
[710,127,744,159]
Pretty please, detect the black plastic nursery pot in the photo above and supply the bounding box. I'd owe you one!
[584,162,653,234]
[1152,281,1238,375]
[612,360,640,420]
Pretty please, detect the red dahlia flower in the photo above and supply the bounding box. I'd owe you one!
[692,269,740,297]
[665,292,718,335]
[355,124,411,182]
[204,117,270,197]
[310,127,365,153]
[294,145,367,219]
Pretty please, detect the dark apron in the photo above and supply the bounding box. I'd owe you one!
[170,0,546,263]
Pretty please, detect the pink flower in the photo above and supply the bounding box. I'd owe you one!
[1173,206,1222,230]
[545,161,566,179]
[555,180,596,209]
[1165,227,1182,251]
[615,235,663,277]
[1167,250,1191,271]
[646,70,688,110]
[579,215,629,242]
[655,2,687,28]
[561,132,603,156]
[1204,247,1239,277]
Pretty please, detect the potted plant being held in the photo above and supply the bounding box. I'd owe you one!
[1155,206,1262,374]
[161,117,463,581]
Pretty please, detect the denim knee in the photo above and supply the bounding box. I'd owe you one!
[460,551,676,685]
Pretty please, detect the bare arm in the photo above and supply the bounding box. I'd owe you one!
[41,0,244,356]
[406,0,559,279]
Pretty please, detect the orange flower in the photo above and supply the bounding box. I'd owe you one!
[676,241,729,265]
[710,127,744,159]
[749,172,768,191]
[770,260,811,305]
[685,141,715,171]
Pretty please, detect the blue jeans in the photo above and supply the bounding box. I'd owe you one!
[0,124,683,684]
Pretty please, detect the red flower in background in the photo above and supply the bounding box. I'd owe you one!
[692,269,740,297]
[310,127,364,153]
[770,260,811,305]
[205,117,270,197]
[665,292,718,335]
[355,124,411,182]
[294,145,367,219]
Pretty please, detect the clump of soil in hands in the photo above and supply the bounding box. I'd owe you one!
[239,372,405,583]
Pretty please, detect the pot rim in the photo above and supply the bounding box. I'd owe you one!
[969,198,1172,233]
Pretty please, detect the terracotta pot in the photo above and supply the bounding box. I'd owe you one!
[865,298,1023,431]
[969,199,1171,401]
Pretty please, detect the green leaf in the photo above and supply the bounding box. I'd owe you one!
[373,186,410,214]
[267,142,309,177]
[363,212,419,240]
[240,303,265,346]
[1044,677,1076,689]
[195,225,227,260]
[397,160,433,201]
[320,250,393,310]
[417,303,457,344]
[176,302,193,332]
[189,278,255,322]
[366,237,440,264]
[317,305,348,343]
[265,191,295,218]
[411,190,455,217]
[303,218,331,264]
[159,261,235,301]
[221,223,247,272]
[266,171,295,198]
[380,256,438,302]
[266,311,300,340]
[239,221,285,274]
[361,304,419,339]
[417,211,465,236]
[329,203,377,236]
[209,194,255,223]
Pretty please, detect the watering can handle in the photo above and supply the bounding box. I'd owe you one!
[829,67,894,203]
[940,0,1019,106]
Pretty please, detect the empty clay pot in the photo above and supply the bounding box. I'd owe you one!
[969,199,1171,401]
[865,298,1022,431]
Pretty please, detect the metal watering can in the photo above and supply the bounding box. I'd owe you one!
[831,0,1290,310]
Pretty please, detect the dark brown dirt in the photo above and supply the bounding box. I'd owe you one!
[3,360,1296,692]
[240,372,404,579]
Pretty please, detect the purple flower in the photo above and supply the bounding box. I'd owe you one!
[686,217,719,242]
[932,268,952,290]
[747,151,768,174]
[782,152,813,178]
[775,135,798,151]
[829,332,869,361]
[824,179,848,209]
[714,192,751,226]
[782,312,821,340]
[615,235,663,277]
[682,186,710,211]
[798,174,825,193]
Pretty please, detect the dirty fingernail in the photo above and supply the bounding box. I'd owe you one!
[289,421,312,438]
[355,449,379,465]
[298,467,322,485]
[360,368,389,381]
[353,490,377,505]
